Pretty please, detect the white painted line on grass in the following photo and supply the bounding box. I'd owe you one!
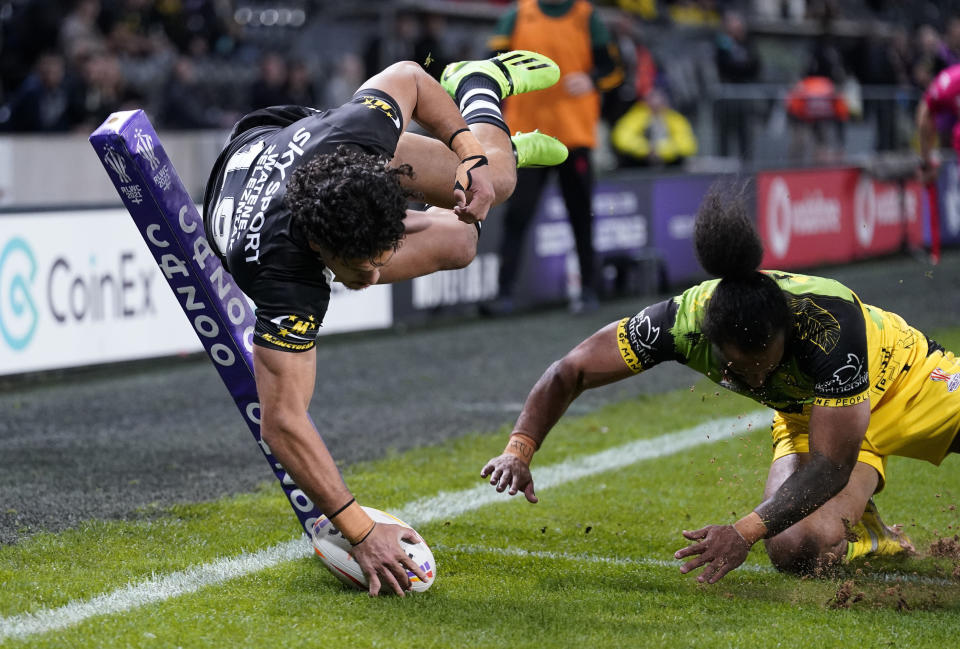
[0,412,766,641]
[442,544,959,587]
[0,538,311,641]
[394,411,771,525]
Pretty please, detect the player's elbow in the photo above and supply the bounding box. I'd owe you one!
[550,354,588,396]
[384,60,427,82]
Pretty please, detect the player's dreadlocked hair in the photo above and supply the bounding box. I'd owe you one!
[694,182,791,352]
[285,146,414,261]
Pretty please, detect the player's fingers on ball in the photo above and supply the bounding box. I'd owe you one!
[390,559,414,592]
[380,565,407,597]
[400,528,422,545]
[400,553,428,584]
[367,572,382,597]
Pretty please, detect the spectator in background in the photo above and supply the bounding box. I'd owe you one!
[713,9,761,161]
[152,0,227,56]
[482,0,623,316]
[806,17,849,90]
[0,0,64,100]
[325,53,367,108]
[60,0,107,63]
[159,56,232,130]
[363,12,419,79]
[286,59,318,107]
[0,52,83,132]
[916,62,960,184]
[611,87,697,167]
[785,75,849,162]
[102,0,169,60]
[851,21,905,151]
[75,50,142,131]
[603,12,657,126]
[413,12,453,80]
[250,52,293,109]
[934,16,960,74]
[613,0,659,22]
[913,24,943,92]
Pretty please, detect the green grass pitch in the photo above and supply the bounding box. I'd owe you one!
[1,329,959,648]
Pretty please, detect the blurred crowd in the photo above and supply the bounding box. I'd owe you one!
[2,0,960,165]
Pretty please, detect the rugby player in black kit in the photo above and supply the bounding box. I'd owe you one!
[202,52,566,596]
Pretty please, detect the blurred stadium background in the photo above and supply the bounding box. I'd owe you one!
[3,0,960,380]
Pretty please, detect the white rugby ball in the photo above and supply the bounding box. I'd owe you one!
[310,506,436,593]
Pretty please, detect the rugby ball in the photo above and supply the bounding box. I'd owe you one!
[310,506,436,593]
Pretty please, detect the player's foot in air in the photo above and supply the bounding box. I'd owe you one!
[845,498,915,562]
[512,130,568,168]
[441,50,560,100]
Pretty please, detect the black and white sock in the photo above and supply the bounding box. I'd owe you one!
[454,75,510,136]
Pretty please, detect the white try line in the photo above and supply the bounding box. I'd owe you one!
[441,544,958,587]
[0,412,769,641]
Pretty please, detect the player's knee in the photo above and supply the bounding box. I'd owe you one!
[445,225,478,269]
[428,218,477,270]
[765,526,843,575]
[492,168,516,205]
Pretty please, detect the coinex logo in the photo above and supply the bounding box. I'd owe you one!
[0,237,38,351]
[0,234,159,353]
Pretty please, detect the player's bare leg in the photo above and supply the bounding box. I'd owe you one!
[393,125,516,207]
[761,455,911,574]
[392,50,566,210]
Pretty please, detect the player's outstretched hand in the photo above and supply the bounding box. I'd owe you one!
[453,158,494,224]
[674,524,750,584]
[480,454,538,503]
[351,522,429,597]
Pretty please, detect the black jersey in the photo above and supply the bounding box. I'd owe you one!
[202,90,403,352]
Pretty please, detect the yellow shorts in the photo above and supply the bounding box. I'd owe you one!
[772,348,960,490]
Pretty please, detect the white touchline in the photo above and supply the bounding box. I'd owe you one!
[1,412,769,640]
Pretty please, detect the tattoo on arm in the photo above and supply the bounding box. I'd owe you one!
[508,438,534,461]
[755,452,853,538]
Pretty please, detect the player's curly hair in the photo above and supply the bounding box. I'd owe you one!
[285,146,414,261]
[694,182,791,352]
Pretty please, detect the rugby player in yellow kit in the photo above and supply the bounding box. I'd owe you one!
[481,185,960,583]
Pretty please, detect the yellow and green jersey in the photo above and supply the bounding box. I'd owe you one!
[616,271,960,474]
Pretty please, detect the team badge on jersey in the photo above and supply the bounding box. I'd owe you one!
[929,367,960,392]
[257,314,320,351]
[358,95,401,130]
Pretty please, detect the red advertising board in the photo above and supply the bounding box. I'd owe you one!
[851,176,924,258]
[757,168,858,269]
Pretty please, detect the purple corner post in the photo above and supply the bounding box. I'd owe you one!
[89,110,323,537]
